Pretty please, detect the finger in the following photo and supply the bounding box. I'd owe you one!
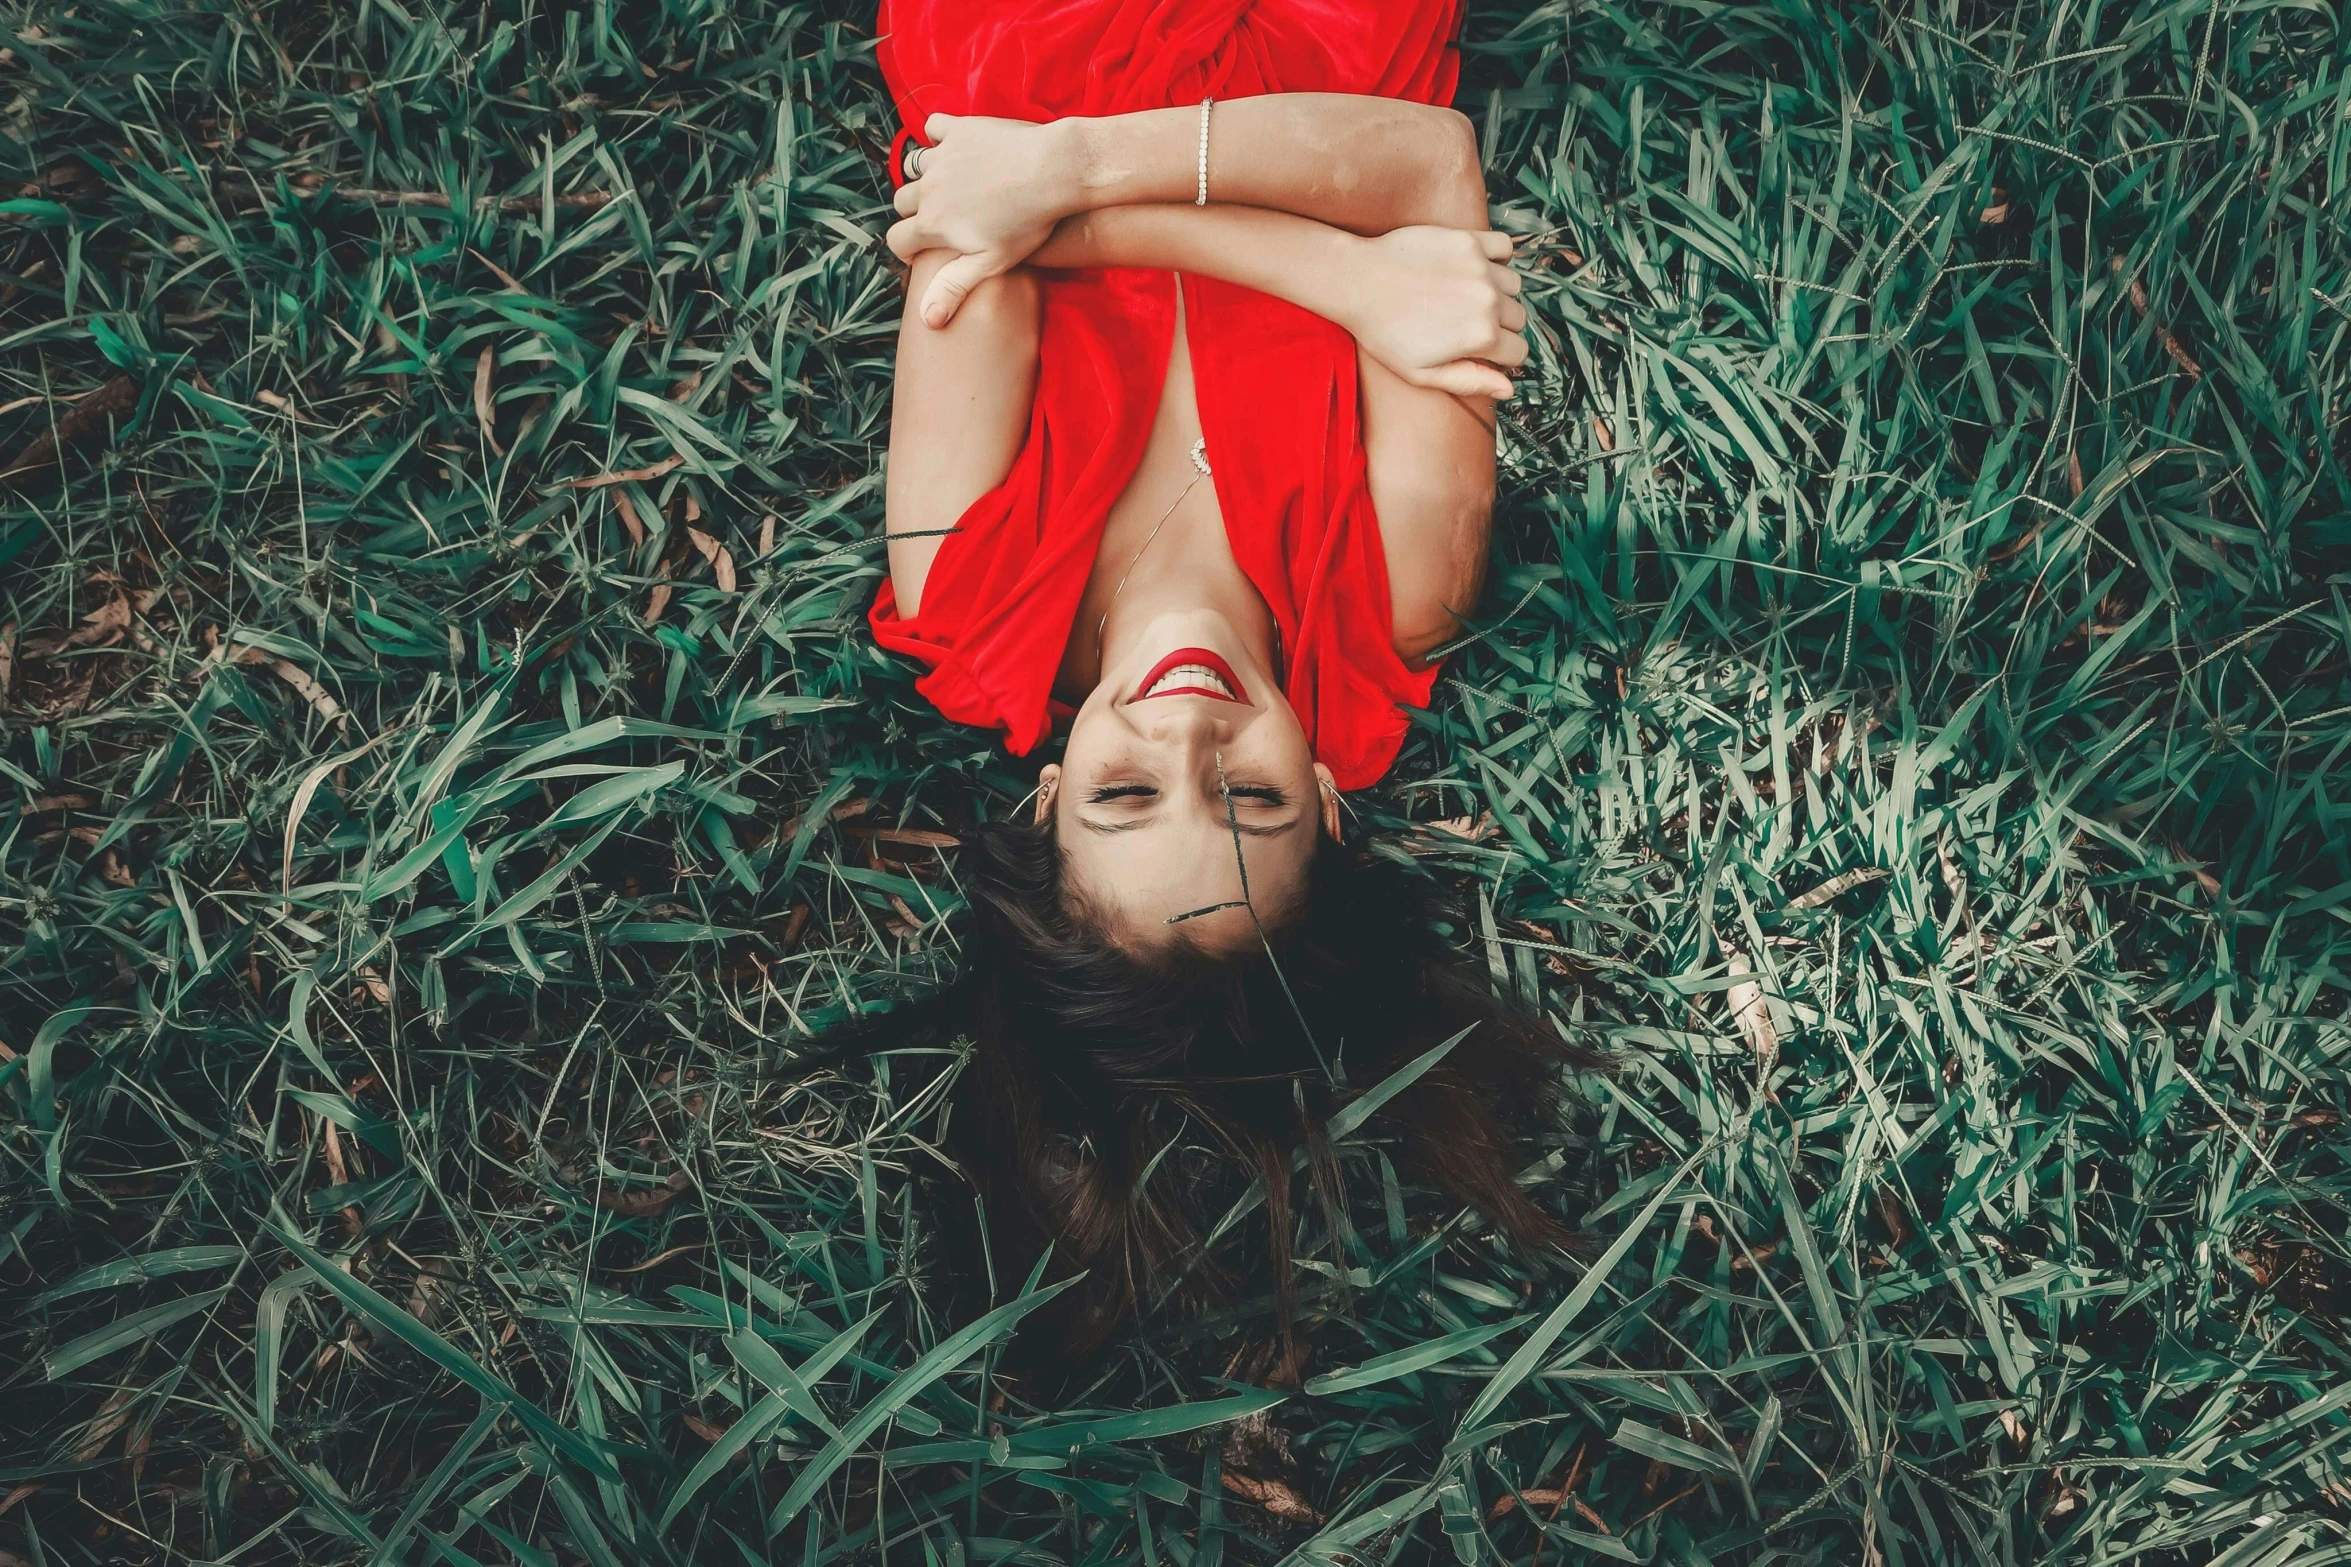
[893,182,920,217]
[921,249,1000,329]
[1491,262,1522,297]
[1479,230,1515,262]
[885,216,932,262]
[1490,330,1530,369]
[1426,360,1515,400]
[924,112,959,141]
[1499,297,1527,333]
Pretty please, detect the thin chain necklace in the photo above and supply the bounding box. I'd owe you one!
[1094,436,1211,671]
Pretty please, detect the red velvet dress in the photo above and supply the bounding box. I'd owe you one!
[868,0,1460,790]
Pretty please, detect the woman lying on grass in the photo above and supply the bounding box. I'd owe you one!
[869,0,1592,1357]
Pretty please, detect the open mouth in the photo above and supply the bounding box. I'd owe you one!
[1132,647,1250,704]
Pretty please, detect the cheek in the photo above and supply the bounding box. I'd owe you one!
[1233,704,1317,779]
[1056,698,1129,776]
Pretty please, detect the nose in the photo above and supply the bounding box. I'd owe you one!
[1131,696,1239,748]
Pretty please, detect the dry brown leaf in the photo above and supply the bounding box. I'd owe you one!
[2000,1409,2029,1444]
[644,571,673,625]
[71,1387,138,1463]
[473,345,503,455]
[1875,1185,1913,1246]
[2,373,138,480]
[611,490,647,547]
[562,455,683,489]
[1425,813,1495,842]
[2110,254,2202,379]
[594,1168,691,1217]
[1786,866,1887,910]
[758,513,776,556]
[405,1260,448,1326]
[1221,1472,1322,1525]
[605,1241,707,1275]
[62,591,131,649]
[849,825,963,850]
[681,1412,735,1445]
[687,527,737,592]
[468,247,525,291]
[268,658,345,725]
[1722,945,1778,1074]
[1592,414,1615,451]
[320,1118,361,1236]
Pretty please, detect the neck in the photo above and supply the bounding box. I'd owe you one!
[1095,551,1277,682]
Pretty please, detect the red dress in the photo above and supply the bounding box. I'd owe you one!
[868,0,1460,790]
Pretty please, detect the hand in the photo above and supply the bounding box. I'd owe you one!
[886,113,1081,329]
[1338,227,1528,399]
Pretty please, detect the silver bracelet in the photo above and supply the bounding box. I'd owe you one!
[1196,97,1213,206]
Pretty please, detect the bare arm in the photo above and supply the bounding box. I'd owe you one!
[888,95,1490,326]
[1054,96,1487,234]
[1029,204,1525,399]
[1030,203,1510,659]
[1361,352,1495,665]
[883,252,1040,618]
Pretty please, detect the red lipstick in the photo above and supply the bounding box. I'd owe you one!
[1131,646,1250,704]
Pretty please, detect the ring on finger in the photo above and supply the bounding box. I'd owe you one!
[903,143,927,181]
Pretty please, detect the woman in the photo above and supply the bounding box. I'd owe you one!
[867,0,1587,1356]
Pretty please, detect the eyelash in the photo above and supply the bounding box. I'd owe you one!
[1085,784,1288,805]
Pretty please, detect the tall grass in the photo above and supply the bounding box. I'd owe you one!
[2,0,2346,1562]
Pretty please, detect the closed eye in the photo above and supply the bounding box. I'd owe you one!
[1074,783,1298,835]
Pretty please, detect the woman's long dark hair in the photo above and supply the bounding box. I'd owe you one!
[865,813,1600,1360]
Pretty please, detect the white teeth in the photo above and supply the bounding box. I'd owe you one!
[1144,663,1234,699]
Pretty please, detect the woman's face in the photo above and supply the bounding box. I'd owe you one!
[1043,610,1337,951]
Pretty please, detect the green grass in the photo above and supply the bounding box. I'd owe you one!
[3,0,2349,1561]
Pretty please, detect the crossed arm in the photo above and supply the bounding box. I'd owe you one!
[882,97,1524,658]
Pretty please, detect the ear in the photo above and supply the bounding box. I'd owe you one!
[1035,764,1062,825]
[1315,763,1343,843]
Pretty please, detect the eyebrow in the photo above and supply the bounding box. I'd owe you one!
[1077,815,1300,839]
